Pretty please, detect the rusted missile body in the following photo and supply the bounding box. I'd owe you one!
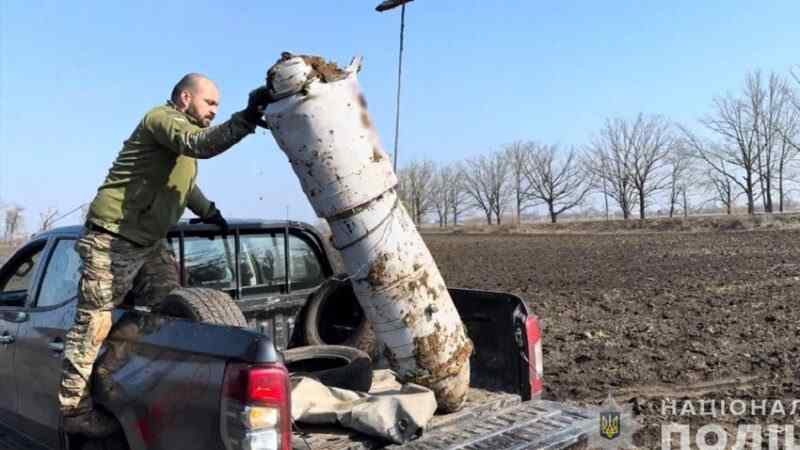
[263,53,472,411]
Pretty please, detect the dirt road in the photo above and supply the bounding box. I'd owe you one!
[425,230,800,447]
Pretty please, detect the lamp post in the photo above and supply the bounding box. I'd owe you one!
[375,0,414,172]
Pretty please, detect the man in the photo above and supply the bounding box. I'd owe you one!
[59,73,272,437]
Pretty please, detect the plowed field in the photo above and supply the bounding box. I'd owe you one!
[425,230,800,448]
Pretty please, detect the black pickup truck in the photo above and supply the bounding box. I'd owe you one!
[0,220,595,450]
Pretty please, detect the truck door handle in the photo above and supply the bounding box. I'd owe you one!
[48,339,64,353]
[0,334,14,345]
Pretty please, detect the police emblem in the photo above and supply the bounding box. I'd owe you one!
[587,392,642,449]
[599,411,621,440]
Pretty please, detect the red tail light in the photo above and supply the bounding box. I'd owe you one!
[525,315,544,397]
[221,362,291,450]
[246,366,291,407]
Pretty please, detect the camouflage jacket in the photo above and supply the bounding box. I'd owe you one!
[86,102,255,246]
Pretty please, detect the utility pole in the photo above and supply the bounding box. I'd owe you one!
[375,0,414,172]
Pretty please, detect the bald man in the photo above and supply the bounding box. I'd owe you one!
[59,74,272,437]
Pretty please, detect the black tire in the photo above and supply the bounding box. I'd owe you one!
[158,287,247,327]
[283,345,372,392]
[304,275,378,359]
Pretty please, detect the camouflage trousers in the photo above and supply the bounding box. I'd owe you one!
[58,230,178,415]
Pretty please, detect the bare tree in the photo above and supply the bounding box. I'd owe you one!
[587,118,636,219]
[431,165,455,227]
[702,163,736,214]
[38,208,59,232]
[776,69,800,212]
[461,151,512,225]
[666,144,694,218]
[397,159,436,225]
[524,145,591,223]
[775,108,800,212]
[746,71,793,213]
[4,206,25,241]
[687,71,798,215]
[628,114,674,219]
[447,162,470,226]
[684,87,760,213]
[503,141,536,224]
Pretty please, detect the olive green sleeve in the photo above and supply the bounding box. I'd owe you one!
[145,109,256,159]
[187,184,213,218]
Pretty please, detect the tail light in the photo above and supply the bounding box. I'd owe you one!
[525,315,544,397]
[221,362,291,450]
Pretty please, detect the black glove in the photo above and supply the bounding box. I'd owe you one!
[242,86,273,128]
[189,202,229,233]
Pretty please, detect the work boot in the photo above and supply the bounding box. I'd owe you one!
[62,409,120,438]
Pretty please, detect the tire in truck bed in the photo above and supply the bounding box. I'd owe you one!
[159,287,247,327]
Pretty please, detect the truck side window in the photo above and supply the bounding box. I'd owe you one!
[239,234,285,291]
[288,235,324,289]
[0,246,44,307]
[181,236,236,291]
[237,233,325,292]
[37,239,81,308]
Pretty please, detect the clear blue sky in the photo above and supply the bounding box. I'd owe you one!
[2,1,800,228]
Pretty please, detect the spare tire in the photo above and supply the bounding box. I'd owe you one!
[304,275,378,359]
[283,345,372,392]
[159,287,247,327]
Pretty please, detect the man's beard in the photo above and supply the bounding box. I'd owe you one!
[187,105,214,128]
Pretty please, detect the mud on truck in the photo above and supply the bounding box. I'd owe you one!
[0,220,598,450]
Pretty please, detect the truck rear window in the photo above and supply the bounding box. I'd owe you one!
[181,236,237,290]
[174,232,325,295]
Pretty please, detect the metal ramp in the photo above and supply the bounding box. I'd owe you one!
[390,399,595,450]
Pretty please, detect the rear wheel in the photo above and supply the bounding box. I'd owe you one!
[158,287,247,327]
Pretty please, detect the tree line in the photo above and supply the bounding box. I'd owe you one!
[397,68,800,225]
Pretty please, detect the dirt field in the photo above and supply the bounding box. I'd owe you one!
[425,230,800,448]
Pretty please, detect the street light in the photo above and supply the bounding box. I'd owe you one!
[375,0,414,172]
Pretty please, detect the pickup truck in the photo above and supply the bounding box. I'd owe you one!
[0,220,596,450]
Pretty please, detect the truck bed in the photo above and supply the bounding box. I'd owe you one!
[294,388,595,450]
[258,287,599,449]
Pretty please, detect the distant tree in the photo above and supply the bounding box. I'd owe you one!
[701,162,736,215]
[682,72,785,215]
[461,151,512,225]
[680,121,758,216]
[431,165,455,227]
[447,162,471,226]
[397,159,436,225]
[776,68,800,212]
[38,208,59,232]
[628,114,674,219]
[744,71,793,213]
[587,118,636,219]
[4,206,25,241]
[524,145,591,223]
[666,144,694,218]
[503,141,537,224]
[775,108,800,212]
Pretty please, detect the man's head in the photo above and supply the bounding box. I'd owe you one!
[170,73,219,127]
